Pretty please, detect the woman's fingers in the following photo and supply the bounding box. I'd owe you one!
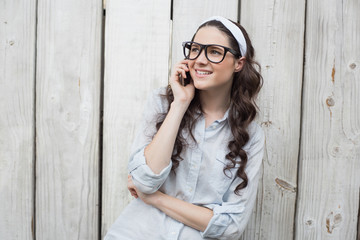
[127,175,138,198]
[171,61,189,83]
[168,60,195,104]
[178,69,187,82]
[130,189,138,198]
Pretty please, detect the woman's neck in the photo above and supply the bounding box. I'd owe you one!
[199,88,231,118]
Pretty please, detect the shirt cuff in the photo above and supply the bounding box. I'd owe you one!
[200,204,245,238]
[128,147,172,194]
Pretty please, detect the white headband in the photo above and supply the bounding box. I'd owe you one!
[201,16,247,56]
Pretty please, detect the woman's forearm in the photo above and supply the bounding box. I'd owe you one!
[149,192,213,232]
[144,101,189,174]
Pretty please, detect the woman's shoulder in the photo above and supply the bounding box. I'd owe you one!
[151,86,168,96]
[245,121,265,149]
[247,121,264,136]
[145,86,170,113]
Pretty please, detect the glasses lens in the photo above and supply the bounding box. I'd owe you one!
[206,45,225,63]
[184,42,201,60]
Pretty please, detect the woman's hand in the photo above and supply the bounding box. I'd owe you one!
[169,60,195,105]
[127,175,161,205]
[127,174,138,199]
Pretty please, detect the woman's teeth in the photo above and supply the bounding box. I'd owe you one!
[196,70,212,75]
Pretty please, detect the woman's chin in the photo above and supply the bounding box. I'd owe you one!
[193,80,209,90]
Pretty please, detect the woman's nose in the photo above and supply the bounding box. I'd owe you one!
[195,49,208,64]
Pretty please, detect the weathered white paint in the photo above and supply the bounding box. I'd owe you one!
[0,1,36,239]
[35,0,102,239]
[296,0,360,239]
[240,1,306,239]
[1,0,359,239]
[101,0,171,237]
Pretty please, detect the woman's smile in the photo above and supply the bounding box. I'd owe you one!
[195,69,213,77]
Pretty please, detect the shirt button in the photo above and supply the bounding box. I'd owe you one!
[188,187,193,192]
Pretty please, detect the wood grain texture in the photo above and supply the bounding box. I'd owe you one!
[171,0,238,66]
[0,0,36,239]
[296,0,360,239]
[35,0,102,239]
[240,1,306,239]
[101,0,171,237]
[1,1,359,239]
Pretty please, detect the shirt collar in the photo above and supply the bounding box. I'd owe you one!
[214,108,230,124]
[195,108,230,124]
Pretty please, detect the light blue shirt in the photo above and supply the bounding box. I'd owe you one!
[105,87,265,240]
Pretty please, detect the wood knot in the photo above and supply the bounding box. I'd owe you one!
[326,211,342,234]
[275,178,296,192]
[261,121,272,127]
[326,97,335,107]
[306,220,312,225]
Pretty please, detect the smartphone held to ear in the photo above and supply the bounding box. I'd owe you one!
[180,71,191,86]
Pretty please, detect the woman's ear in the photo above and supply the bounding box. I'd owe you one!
[234,57,245,72]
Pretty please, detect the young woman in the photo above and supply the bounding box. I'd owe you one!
[105,16,264,240]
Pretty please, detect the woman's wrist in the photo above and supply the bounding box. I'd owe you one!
[170,100,190,114]
[146,191,164,207]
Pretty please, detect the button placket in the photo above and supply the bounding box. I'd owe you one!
[166,221,183,240]
[186,149,201,199]
[186,117,205,201]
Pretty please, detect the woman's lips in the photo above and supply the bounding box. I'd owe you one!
[195,69,213,77]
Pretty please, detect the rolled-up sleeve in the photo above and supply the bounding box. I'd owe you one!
[129,147,172,194]
[127,87,172,194]
[201,126,265,239]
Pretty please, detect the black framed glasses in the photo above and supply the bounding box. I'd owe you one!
[182,41,241,63]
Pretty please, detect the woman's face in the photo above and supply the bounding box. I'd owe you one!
[188,26,242,93]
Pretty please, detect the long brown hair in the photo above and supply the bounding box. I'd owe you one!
[156,20,263,195]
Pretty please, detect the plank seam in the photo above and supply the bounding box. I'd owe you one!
[293,0,308,239]
[170,0,174,20]
[237,0,241,24]
[98,3,106,239]
[33,0,39,239]
[357,187,360,240]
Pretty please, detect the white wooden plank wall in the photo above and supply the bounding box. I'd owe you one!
[35,0,102,239]
[296,0,360,239]
[240,1,306,239]
[101,0,171,238]
[0,0,36,239]
[1,0,359,239]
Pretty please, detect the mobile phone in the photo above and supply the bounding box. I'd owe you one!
[180,71,191,86]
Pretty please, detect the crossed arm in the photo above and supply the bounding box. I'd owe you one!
[127,175,213,232]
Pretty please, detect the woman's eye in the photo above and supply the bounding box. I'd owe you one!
[208,46,224,55]
[191,47,200,53]
[210,50,221,55]
[209,49,222,55]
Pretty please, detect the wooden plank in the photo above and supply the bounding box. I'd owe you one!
[171,0,238,66]
[296,0,360,239]
[240,1,306,239]
[101,0,171,237]
[35,0,102,239]
[0,1,36,239]
[358,204,360,240]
